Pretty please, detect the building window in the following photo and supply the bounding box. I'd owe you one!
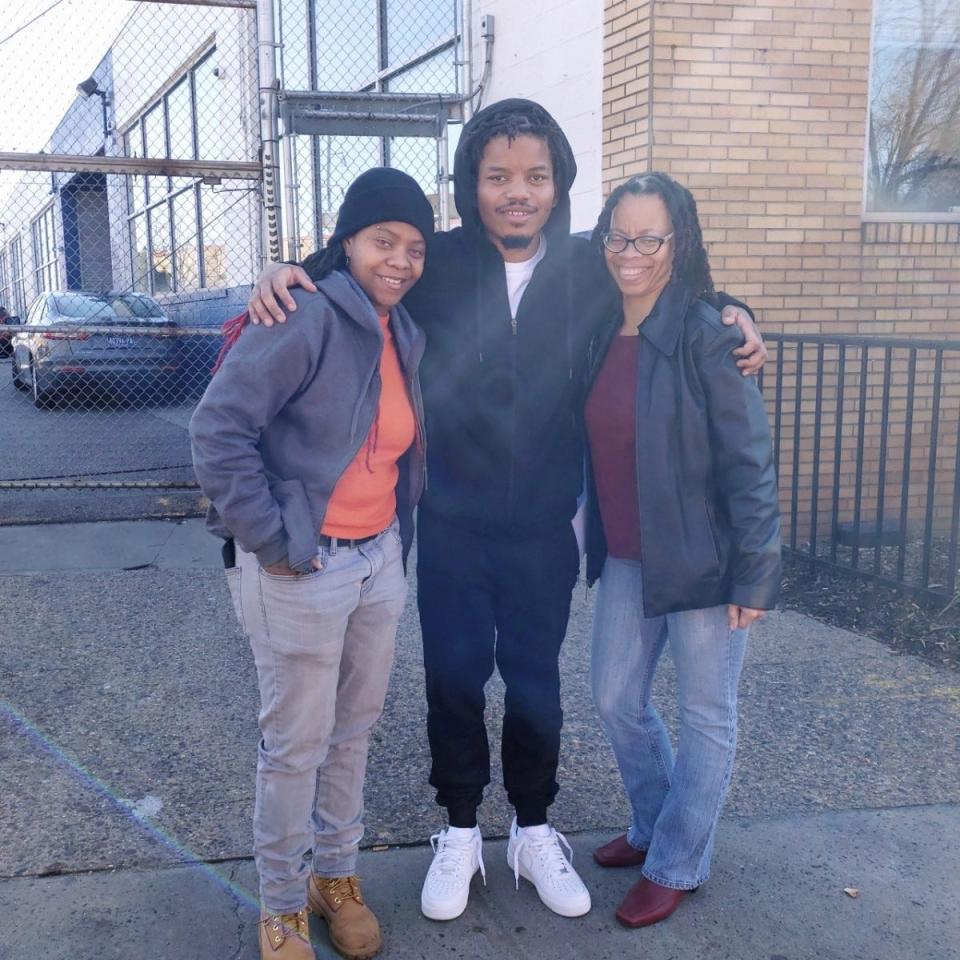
[384,0,458,87]
[32,205,60,294]
[0,250,8,313]
[9,237,27,317]
[867,0,960,216]
[123,48,237,292]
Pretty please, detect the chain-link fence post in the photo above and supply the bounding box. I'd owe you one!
[255,0,283,265]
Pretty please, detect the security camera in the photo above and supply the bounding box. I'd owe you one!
[77,77,100,97]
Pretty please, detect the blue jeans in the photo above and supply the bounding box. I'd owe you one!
[226,520,407,912]
[591,556,747,890]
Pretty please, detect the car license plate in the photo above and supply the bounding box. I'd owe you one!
[107,336,135,348]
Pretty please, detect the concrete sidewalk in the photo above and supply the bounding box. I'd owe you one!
[3,809,956,960]
[1,518,958,959]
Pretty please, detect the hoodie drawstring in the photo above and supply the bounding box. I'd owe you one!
[364,406,381,472]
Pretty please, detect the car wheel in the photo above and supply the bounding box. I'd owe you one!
[31,360,53,408]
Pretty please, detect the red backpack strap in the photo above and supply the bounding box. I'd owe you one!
[211,310,250,374]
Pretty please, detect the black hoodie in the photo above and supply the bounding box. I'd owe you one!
[301,100,742,539]
[399,98,610,538]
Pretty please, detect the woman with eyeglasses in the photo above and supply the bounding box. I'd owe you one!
[582,172,781,928]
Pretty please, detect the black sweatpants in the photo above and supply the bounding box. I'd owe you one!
[416,508,581,828]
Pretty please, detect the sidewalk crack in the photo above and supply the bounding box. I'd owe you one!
[227,862,245,960]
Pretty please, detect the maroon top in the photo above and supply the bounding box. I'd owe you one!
[585,334,642,561]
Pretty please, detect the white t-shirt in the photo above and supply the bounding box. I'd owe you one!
[503,234,547,320]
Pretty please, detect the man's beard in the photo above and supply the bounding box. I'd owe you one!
[501,234,535,250]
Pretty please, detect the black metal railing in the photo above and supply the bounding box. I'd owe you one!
[760,334,960,603]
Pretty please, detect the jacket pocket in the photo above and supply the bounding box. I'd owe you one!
[268,477,318,572]
[677,496,722,586]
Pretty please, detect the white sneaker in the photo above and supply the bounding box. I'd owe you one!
[421,825,486,920]
[506,819,592,917]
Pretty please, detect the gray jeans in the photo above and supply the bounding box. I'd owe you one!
[227,520,406,911]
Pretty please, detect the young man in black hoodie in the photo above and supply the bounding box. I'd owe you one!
[247,99,765,924]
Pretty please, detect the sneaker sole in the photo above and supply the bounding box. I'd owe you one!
[421,868,481,922]
[508,847,592,918]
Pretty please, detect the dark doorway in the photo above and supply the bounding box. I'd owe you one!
[62,171,113,291]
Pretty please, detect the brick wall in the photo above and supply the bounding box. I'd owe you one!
[602,0,960,554]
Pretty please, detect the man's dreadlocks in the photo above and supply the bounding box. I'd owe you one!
[461,108,573,202]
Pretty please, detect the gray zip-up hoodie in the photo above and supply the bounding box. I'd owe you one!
[189,271,427,573]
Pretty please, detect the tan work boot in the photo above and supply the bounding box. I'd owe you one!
[307,874,382,960]
[258,908,314,959]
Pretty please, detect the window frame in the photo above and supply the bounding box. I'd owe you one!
[31,204,61,295]
[863,0,960,223]
[9,237,27,318]
[123,48,216,293]
[0,249,9,313]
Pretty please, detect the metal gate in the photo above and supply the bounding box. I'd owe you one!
[0,0,477,525]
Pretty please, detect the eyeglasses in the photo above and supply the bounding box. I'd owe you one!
[601,232,674,255]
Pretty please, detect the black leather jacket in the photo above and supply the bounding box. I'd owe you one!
[584,280,781,617]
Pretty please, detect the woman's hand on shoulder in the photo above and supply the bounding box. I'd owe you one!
[728,604,765,630]
[248,263,318,326]
[720,304,767,376]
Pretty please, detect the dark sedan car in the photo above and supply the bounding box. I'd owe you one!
[0,307,19,357]
[10,291,182,407]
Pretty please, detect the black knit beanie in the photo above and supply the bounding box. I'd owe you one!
[330,167,435,246]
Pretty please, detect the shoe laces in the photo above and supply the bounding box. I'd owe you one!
[259,908,309,943]
[319,875,364,905]
[428,828,486,886]
[510,826,574,889]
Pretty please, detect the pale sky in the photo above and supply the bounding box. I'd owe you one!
[0,0,134,204]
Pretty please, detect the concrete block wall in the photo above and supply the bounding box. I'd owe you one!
[473,0,604,232]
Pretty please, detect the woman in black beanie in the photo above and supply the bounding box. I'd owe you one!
[191,168,434,960]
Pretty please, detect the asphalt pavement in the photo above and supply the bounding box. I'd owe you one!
[0,371,203,525]
[1,518,958,960]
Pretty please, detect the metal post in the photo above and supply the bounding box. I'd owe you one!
[437,122,450,230]
[462,0,474,120]
[256,0,282,264]
[281,131,300,262]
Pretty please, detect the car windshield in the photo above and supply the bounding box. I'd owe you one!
[52,293,165,321]
[53,295,119,320]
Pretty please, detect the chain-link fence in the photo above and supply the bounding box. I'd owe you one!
[276,0,467,259]
[0,0,468,524]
